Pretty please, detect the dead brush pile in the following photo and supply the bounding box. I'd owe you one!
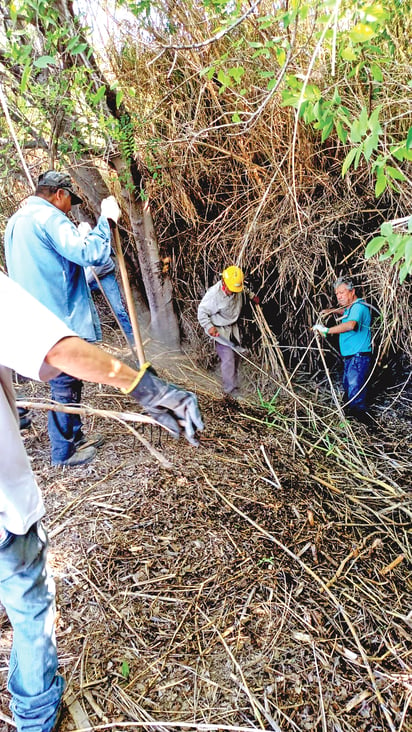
[112,1,412,373]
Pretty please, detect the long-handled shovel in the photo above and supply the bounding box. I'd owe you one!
[111,223,146,367]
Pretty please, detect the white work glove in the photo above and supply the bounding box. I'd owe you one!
[312,324,329,336]
[77,222,92,239]
[101,195,121,224]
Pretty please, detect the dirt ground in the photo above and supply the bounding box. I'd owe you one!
[1,312,411,732]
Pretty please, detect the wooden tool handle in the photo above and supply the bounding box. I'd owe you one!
[112,224,146,366]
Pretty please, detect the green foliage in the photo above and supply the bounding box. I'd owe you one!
[277,1,410,206]
[121,660,130,679]
[365,218,412,283]
[257,388,281,419]
[0,0,125,168]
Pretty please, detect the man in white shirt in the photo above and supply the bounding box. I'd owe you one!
[0,272,203,731]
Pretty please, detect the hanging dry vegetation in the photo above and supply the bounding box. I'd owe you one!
[107,0,412,373]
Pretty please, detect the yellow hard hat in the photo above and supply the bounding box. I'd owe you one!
[222,265,244,292]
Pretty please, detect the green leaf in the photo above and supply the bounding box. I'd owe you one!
[358,106,369,135]
[406,127,412,150]
[10,1,17,21]
[391,146,406,162]
[281,90,300,107]
[91,85,106,104]
[276,48,286,66]
[121,661,130,679]
[381,222,393,236]
[387,233,403,253]
[370,63,383,82]
[399,262,409,284]
[20,64,31,93]
[350,119,362,143]
[368,105,382,135]
[342,147,357,176]
[232,111,241,123]
[375,172,387,196]
[332,89,341,105]
[116,90,123,108]
[361,3,388,25]
[70,43,88,55]
[228,66,245,83]
[321,117,334,142]
[379,250,392,261]
[33,55,57,68]
[365,236,385,258]
[341,46,358,61]
[335,120,348,144]
[349,23,375,43]
[217,69,231,87]
[354,145,363,169]
[304,84,321,102]
[405,236,412,267]
[391,241,405,263]
[363,133,378,161]
[386,165,406,181]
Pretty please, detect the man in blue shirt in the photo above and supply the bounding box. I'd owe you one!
[5,170,120,466]
[313,277,372,423]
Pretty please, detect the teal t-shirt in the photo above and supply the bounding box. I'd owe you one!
[339,300,371,357]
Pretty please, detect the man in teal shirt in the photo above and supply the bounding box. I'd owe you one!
[313,277,372,423]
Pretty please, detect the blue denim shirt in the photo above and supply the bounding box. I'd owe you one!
[5,196,112,341]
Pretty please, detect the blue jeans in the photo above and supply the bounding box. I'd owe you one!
[342,353,371,414]
[89,272,134,342]
[0,522,64,731]
[48,372,84,465]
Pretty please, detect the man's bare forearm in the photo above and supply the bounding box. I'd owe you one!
[327,320,357,335]
[45,336,138,391]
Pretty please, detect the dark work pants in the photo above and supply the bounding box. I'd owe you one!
[48,372,84,465]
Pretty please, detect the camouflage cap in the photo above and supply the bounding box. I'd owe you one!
[37,170,83,205]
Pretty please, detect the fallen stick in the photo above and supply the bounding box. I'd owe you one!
[17,400,173,468]
[16,399,158,426]
[380,554,405,576]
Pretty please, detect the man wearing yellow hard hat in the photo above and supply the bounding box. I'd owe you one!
[197,266,258,397]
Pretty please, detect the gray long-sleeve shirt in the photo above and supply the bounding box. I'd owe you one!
[197,281,243,343]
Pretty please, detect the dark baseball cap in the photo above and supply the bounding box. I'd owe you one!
[37,170,83,205]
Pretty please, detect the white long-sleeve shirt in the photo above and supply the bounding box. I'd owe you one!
[0,273,74,534]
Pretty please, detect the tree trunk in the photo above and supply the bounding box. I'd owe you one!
[111,157,180,347]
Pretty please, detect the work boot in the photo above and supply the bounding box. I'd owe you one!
[17,406,32,431]
[345,408,375,427]
[75,433,105,450]
[57,446,97,467]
